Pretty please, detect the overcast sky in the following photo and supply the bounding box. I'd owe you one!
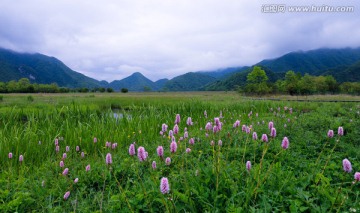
[1,0,359,82]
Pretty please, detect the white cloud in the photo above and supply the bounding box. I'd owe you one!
[0,0,359,81]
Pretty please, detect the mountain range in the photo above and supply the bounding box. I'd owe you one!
[0,47,359,91]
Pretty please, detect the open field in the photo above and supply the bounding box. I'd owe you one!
[0,92,359,212]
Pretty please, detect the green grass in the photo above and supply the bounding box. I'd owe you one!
[0,92,359,212]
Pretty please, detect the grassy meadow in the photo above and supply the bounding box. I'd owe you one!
[0,92,359,212]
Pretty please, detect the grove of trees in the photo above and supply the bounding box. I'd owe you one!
[0,78,116,93]
[244,66,360,95]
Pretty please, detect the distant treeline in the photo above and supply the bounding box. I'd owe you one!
[0,78,115,93]
[242,66,360,95]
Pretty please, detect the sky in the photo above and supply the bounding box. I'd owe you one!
[1,0,359,82]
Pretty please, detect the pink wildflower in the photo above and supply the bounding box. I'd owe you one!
[81,152,85,158]
[106,153,112,165]
[66,146,70,152]
[8,152,13,159]
[157,146,164,157]
[186,148,191,153]
[175,114,181,124]
[76,146,80,152]
[218,140,222,146]
[62,153,67,159]
[62,168,69,176]
[343,159,352,173]
[327,130,334,138]
[152,161,157,169]
[19,155,23,162]
[270,127,276,138]
[93,137,97,143]
[338,126,344,136]
[56,145,60,153]
[137,146,147,161]
[60,161,64,167]
[160,177,170,194]
[354,172,360,182]
[184,131,189,138]
[129,143,136,156]
[252,132,258,140]
[268,121,274,130]
[205,122,212,131]
[86,164,90,172]
[189,138,195,145]
[261,134,268,143]
[74,178,79,183]
[162,123,168,132]
[63,191,70,200]
[165,157,171,165]
[246,161,251,171]
[186,117,193,126]
[173,124,179,134]
[170,141,177,153]
[281,137,289,149]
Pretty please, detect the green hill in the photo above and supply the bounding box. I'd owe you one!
[257,47,360,74]
[163,72,217,91]
[0,48,103,88]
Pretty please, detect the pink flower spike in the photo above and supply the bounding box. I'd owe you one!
[343,159,352,173]
[160,177,170,194]
[64,191,70,200]
[261,134,268,143]
[106,153,112,165]
[281,137,289,149]
[55,145,60,153]
[268,121,274,130]
[81,152,85,158]
[19,155,23,162]
[246,161,251,171]
[354,172,360,182]
[157,146,164,157]
[218,140,222,146]
[152,161,157,169]
[8,152,13,159]
[74,178,79,183]
[173,124,179,134]
[186,117,193,126]
[129,143,136,156]
[186,148,191,153]
[162,123,168,132]
[62,153,67,159]
[189,138,195,145]
[54,138,59,146]
[170,141,177,153]
[327,130,334,138]
[76,146,80,152]
[270,127,276,138]
[66,146,70,152]
[338,126,344,136]
[62,168,69,176]
[252,132,258,140]
[175,114,181,124]
[137,146,147,161]
[93,137,97,143]
[60,161,64,167]
[165,157,171,165]
[86,164,91,172]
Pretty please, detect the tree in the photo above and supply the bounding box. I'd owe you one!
[106,88,114,93]
[121,88,128,93]
[245,66,271,95]
[285,70,301,95]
